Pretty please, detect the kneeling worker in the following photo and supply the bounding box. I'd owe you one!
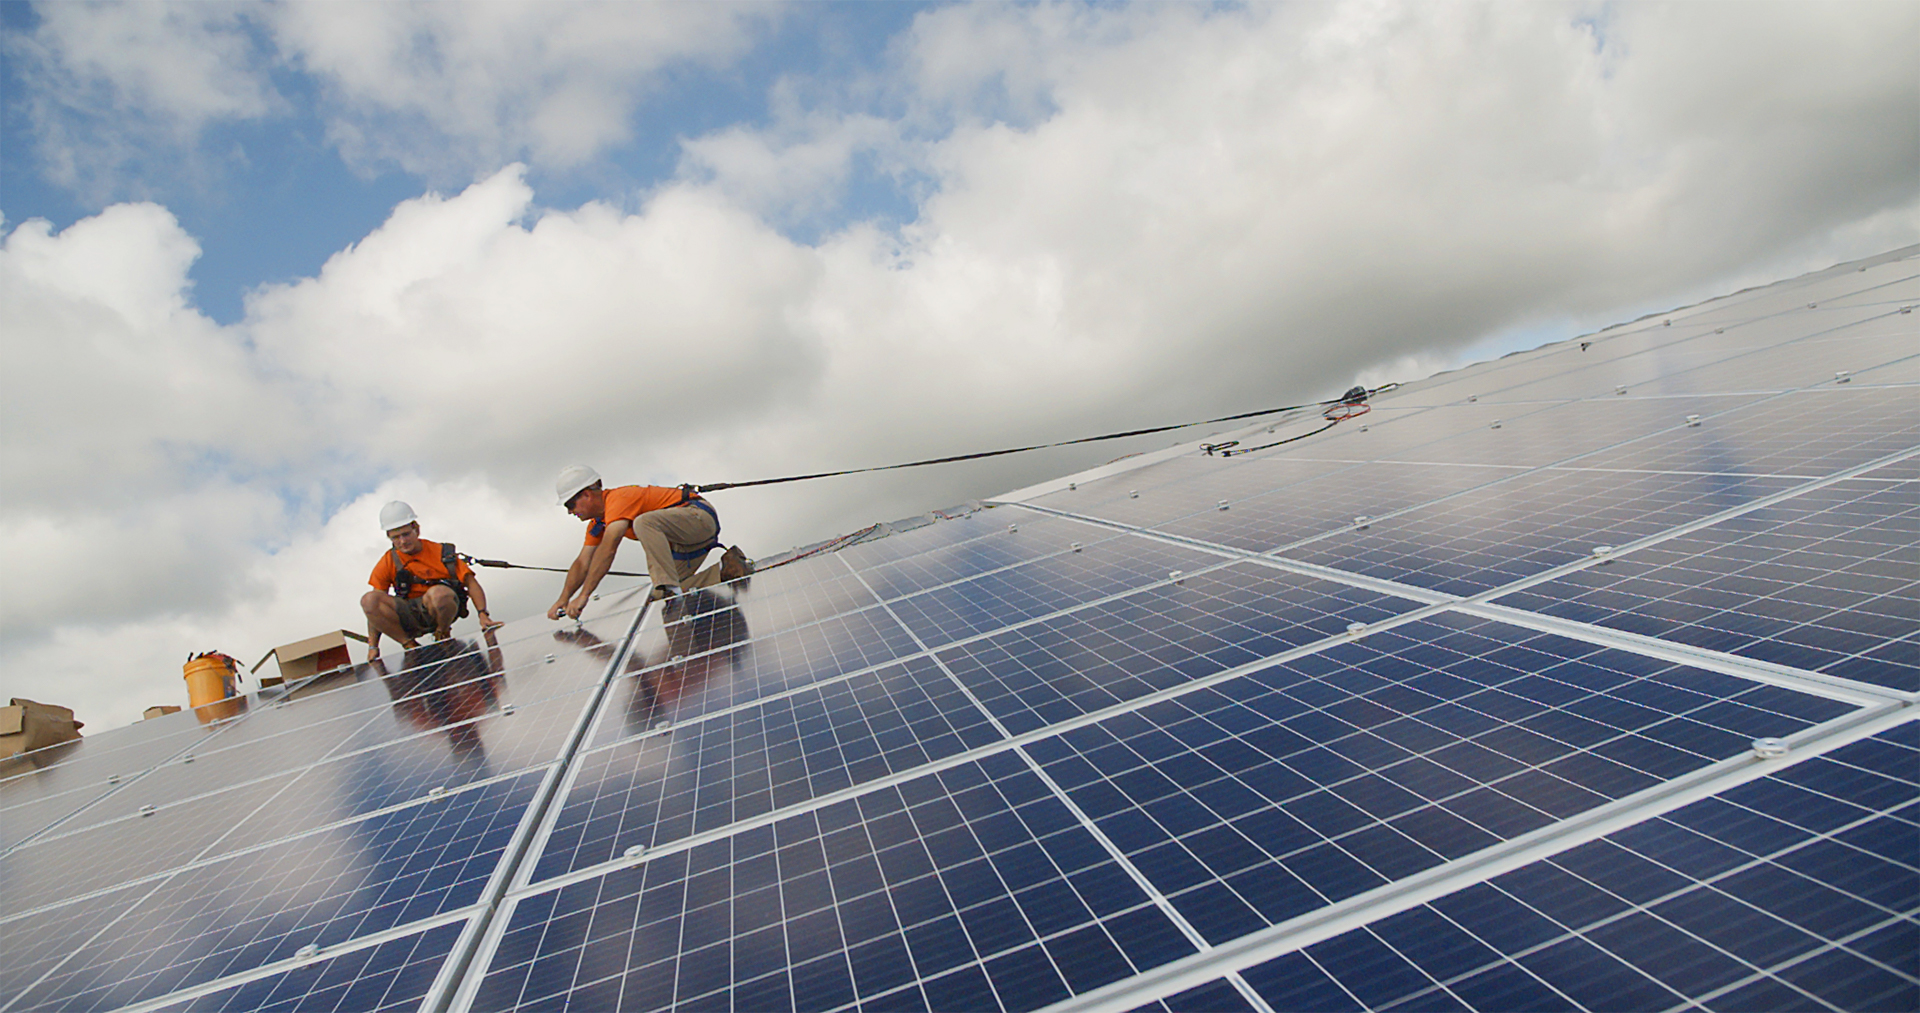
[362,501,502,659]
[549,465,751,619]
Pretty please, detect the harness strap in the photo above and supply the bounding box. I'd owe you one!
[670,499,723,561]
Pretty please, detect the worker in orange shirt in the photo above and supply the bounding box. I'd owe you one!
[362,501,503,658]
[549,465,751,618]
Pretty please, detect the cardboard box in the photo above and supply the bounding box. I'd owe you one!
[0,698,84,759]
[143,705,182,720]
[252,630,368,687]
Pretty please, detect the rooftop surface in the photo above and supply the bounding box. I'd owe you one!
[2,246,1916,1012]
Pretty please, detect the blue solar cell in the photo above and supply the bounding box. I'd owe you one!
[10,252,1913,1011]
[1265,728,1919,1013]
[5,770,542,1011]
[529,656,1004,881]
[880,534,1227,648]
[476,754,1196,1012]
[1284,468,1803,596]
[1496,478,1920,691]
[151,920,465,1013]
[933,564,1420,735]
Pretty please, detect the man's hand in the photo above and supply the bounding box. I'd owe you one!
[565,593,589,619]
[478,610,504,631]
[547,601,570,621]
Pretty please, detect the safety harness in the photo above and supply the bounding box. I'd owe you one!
[584,485,723,563]
[391,542,470,619]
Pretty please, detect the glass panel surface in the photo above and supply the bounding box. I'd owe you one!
[1494,479,1920,692]
[532,656,1005,882]
[1568,386,1919,478]
[1283,469,1804,596]
[1244,724,1919,1012]
[934,563,1424,735]
[477,754,1198,1012]
[150,920,466,1013]
[5,770,539,1011]
[1149,462,1523,555]
[1025,613,1850,948]
[883,535,1230,649]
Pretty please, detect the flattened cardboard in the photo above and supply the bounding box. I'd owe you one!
[143,705,182,720]
[252,629,368,687]
[1,698,84,759]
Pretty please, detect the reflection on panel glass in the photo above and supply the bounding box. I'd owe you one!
[1025,614,1850,950]
[154,919,466,1013]
[1496,479,1920,692]
[533,656,1005,882]
[7,771,539,1012]
[607,589,924,728]
[883,535,1229,649]
[479,754,1196,1012]
[935,564,1422,735]
[1569,386,1919,478]
[1241,725,1919,1012]
[1285,469,1803,596]
[17,623,618,851]
[1150,462,1520,555]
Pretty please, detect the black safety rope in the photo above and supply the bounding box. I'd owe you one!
[691,384,1396,493]
[461,555,644,578]
[464,383,1394,575]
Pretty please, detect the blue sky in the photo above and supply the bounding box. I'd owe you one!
[4,0,1916,731]
[2,1,929,323]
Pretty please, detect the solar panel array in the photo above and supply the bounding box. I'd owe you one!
[3,247,1915,1013]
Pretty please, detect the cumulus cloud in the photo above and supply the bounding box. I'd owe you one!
[3,0,1917,733]
[266,1,780,178]
[10,0,779,194]
[7,2,281,200]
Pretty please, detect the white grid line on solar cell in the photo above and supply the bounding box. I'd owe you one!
[1008,395,1916,583]
[1033,698,1916,1013]
[585,540,1260,757]
[1278,471,1811,597]
[1356,740,1920,1012]
[104,909,478,1013]
[0,763,544,927]
[3,616,629,857]
[526,657,1006,881]
[840,558,1280,1013]
[425,596,653,1013]
[497,587,1446,905]
[1489,478,1920,694]
[13,680,598,858]
[464,756,1185,1012]
[1011,617,1859,967]
[1006,439,1915,700]
[0,772,535,1012]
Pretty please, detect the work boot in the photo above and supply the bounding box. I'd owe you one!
[720,545,754,582]
[648,584,680,603]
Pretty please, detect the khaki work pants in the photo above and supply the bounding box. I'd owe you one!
[632,503,723,590]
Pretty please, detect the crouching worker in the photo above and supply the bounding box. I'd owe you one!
[362,501,503,659]
[549,465,751,619]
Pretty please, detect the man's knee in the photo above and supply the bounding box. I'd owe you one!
[423,585,458,620]
[360,590,388,616]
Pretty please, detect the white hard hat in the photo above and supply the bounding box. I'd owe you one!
[379,500,419,532]
[555,465,601,506]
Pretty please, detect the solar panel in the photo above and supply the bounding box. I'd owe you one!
[2,248,1914,1012]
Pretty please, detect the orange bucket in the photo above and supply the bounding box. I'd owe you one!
[183,654,238,708]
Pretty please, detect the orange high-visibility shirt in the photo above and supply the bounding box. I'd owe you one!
[368,539,474,598]
[583,486,691,546]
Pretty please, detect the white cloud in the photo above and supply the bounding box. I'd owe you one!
[265,1,778,177]
[4,1,1917,735]
[8,2,281,200]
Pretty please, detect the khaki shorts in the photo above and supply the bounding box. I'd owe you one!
[396,595,439,638]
